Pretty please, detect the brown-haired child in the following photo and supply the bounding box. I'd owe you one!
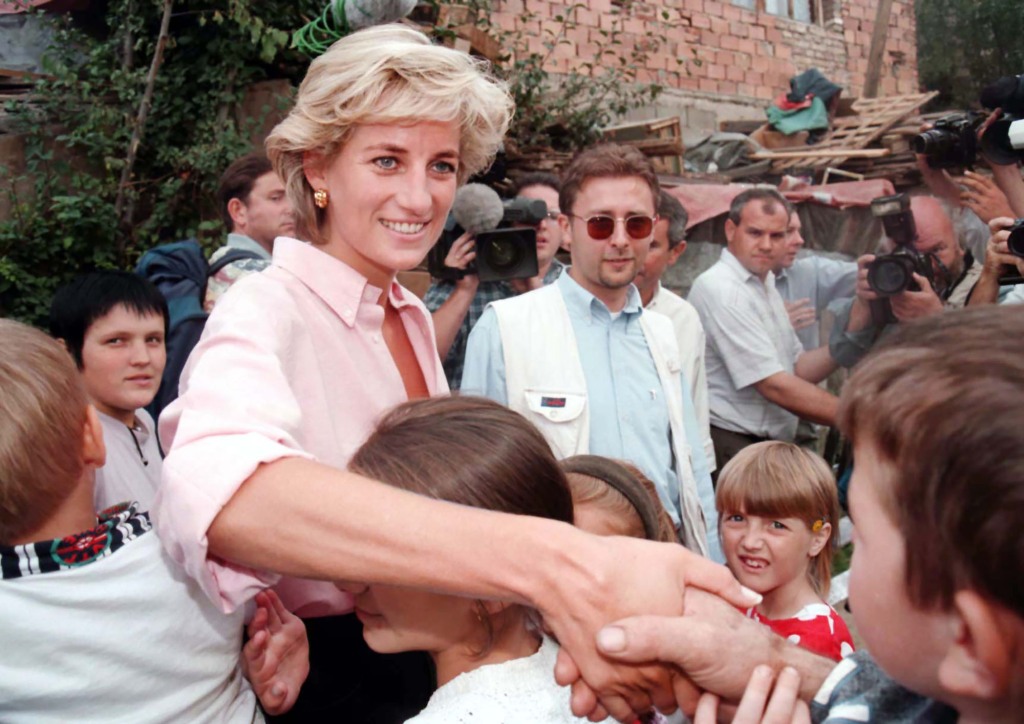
[0,319,305,722]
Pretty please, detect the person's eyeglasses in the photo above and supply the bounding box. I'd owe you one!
[543,211,560,222]
[569,214,657,240]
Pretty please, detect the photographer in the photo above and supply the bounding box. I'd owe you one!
[967,217,1024,306]
[829,196,982,368]
[424,173,564,389]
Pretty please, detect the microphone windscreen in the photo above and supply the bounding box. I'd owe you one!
[335,0,418,30]
[451,183,504,235]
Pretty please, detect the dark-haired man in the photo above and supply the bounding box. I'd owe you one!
[635,191,714,470]
[689,189,839,471]
[205,154,296,310]
[463,145,717,560]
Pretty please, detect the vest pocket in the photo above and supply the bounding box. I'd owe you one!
[523,389,586,422]
[521,389,587,458]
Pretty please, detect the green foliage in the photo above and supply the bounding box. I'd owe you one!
[917,0,1024,109]
[437,1,685,153]
[0,0,320,325]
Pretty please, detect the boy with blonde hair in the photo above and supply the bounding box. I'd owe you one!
[0,319,305,722]
[592,305,1024,721]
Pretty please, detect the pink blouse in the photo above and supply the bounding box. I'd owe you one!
[154,237,447,617]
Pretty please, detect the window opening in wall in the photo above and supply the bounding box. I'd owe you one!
[733,0,829,25]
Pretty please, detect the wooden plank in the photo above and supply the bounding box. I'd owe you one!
[772,91,937,171]
[863,0,895,98]
[751,148,891,160]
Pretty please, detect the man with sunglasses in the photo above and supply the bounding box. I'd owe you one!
[462,144,718,560]
[689,189,841,473]
[424,173,566,389]
[828,195,981,369]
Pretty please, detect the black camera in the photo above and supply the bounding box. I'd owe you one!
[911,112,982,169]
[867,194,934,296]
[427,196,544,283]
[866,194,936,325]
[1008,219,1024,259]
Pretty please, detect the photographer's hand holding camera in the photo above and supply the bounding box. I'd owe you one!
[829,196,980,368]
[968,217,1024,305]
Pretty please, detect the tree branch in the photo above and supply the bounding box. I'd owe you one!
[114,0,173,257]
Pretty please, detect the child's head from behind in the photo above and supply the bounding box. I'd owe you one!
[715,442,838,602]
[49,271,168,425]
[562,455,676,543]
[839,307,1024,711]
[346,396,572,676]
[0,320,94,545]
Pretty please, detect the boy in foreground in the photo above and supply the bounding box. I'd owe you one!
[0,319,306,722]
[587,305,1024,722]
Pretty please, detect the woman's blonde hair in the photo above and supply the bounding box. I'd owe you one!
[715,441,840,597]
[266,24,513,244]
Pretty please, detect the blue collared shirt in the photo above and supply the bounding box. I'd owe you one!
[463,271,720,560]
[774,255,857,350]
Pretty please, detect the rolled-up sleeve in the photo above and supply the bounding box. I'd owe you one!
[704,297,787,390]
[155,284,314,613]
[460,306,509,406]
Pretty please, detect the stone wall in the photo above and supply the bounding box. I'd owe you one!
[489,0,920,140]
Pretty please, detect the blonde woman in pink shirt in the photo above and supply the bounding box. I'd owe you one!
[155,23,757,723]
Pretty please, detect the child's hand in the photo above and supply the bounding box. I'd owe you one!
[242,589,309,715]
[694,666,810,724]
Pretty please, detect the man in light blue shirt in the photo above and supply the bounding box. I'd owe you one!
[772,211,857,351]
[462,145,719,560]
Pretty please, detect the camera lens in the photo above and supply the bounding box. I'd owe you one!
[868,257,913,295]
[1008,220,1024,259]
[911,129,951,156]
[484,237,523,270]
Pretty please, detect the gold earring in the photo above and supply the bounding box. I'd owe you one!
[314,188,329,209]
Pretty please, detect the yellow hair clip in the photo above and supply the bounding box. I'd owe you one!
[811,518,826,533]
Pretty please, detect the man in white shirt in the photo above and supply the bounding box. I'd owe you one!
[689,189,839,472]
[634,190,714,469]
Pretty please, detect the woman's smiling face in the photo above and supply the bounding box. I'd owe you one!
[305,120,461,288]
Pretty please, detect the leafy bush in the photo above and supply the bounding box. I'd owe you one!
[0,0,318,324]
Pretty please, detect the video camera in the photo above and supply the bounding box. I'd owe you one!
[913,74,1024,169]
[866,194,936,325]
[427,186,543,283]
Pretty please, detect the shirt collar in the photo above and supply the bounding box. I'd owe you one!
[226,233,272,260]
[720,248,775,286]
[558,267,644,321]
[272,237,412,328]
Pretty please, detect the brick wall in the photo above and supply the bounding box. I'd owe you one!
[489,0,919,138]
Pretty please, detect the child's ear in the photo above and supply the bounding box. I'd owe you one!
[937,589,1015,701]
[82,405,107,469]
[808,521,831,557]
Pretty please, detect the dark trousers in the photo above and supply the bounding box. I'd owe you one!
[711,426,768,484]
[268,613,434,724]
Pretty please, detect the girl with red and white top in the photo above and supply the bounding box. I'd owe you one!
[716,441,855,662]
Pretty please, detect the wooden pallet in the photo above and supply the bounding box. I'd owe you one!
[772,91,938,171]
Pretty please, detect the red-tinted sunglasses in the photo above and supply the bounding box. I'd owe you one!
[569,214,657,240]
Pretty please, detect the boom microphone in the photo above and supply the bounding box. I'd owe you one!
[450,183,504,235]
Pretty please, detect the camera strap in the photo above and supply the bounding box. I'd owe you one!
[938,250,973,302]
